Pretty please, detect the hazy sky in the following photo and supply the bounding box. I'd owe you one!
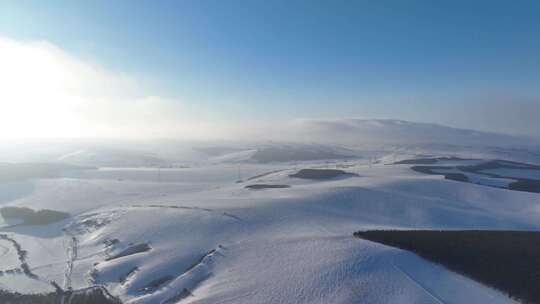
[0,0,539,139]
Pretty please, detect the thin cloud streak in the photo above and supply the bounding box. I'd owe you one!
[0,37,538,142]
[0,37,223,140]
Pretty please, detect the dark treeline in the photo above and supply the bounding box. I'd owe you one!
[354,230,540,304]
[409,159,540,193]
[289,169,354,180]
[0,286,121,304]
[0,207,69,225]
[245,184,291,190]
[410,166,469,182]
[393,157,475,165]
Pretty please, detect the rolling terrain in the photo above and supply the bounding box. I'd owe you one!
[0,120,539,303]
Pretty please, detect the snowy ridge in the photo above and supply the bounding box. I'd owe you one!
[287,118,536,146]
[0,145,538,303]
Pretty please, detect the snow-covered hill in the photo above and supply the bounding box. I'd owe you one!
[0,120,539,303]
[1,119,538,168]
[0,152,537,303]
[56,148,170,168]
[287,118,536,146]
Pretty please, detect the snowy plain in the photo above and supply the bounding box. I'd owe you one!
[2,118,540,303]
[0,158,537,303]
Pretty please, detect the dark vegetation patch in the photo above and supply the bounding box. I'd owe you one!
[193,146,246,156]
[118,267,138,285]
[162,288,193,304]
[443,173,469,182]
[184,249,217,273]
[106,243,151,261]
[458,160,540,193]
[0,289,59,304]
[0,286,122,304]
[134,247,220,297]
[0,207,69,225]
[251,146,350,163]
[459,160,540,172]
[0,234,121,304]
[395,158,438,165]
[138,275,174,293]
[509,180,540,193]
[65,214,116,236]
[411,166,469,182]
[393,157,475,165]
[63,286,122,304]
[410,159,540,193]
[222,212,242,221]
[245,184,291,190]
[131,204,212,212]
[104,238,120,248]
[289,169,355,180]
[354,230,540,304]
[246,169,284,181]
[409,166,447,174]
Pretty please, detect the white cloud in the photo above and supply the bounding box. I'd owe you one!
[3,37,535,142]
[0,37,203,139]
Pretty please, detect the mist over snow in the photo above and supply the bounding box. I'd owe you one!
[280,118,538,147]
[0,118,539,168]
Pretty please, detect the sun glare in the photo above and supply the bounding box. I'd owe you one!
[0,39,86,139]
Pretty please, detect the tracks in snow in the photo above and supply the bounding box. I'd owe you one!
[0,233,40,280]
[129,204,243,221]
[0,232,80,295]
[0,220,120,303]
[125,245,225,304]
[62,234,78,291]
[390,259,447,304]
[0,243,10,258]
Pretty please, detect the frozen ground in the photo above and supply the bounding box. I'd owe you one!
[482,168,540,180]
[0,153,539,303]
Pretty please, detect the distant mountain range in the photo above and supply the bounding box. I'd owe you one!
[1,119,538,166]
[286,119,535,146]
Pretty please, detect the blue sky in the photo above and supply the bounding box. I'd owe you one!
[1,0,539,137]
